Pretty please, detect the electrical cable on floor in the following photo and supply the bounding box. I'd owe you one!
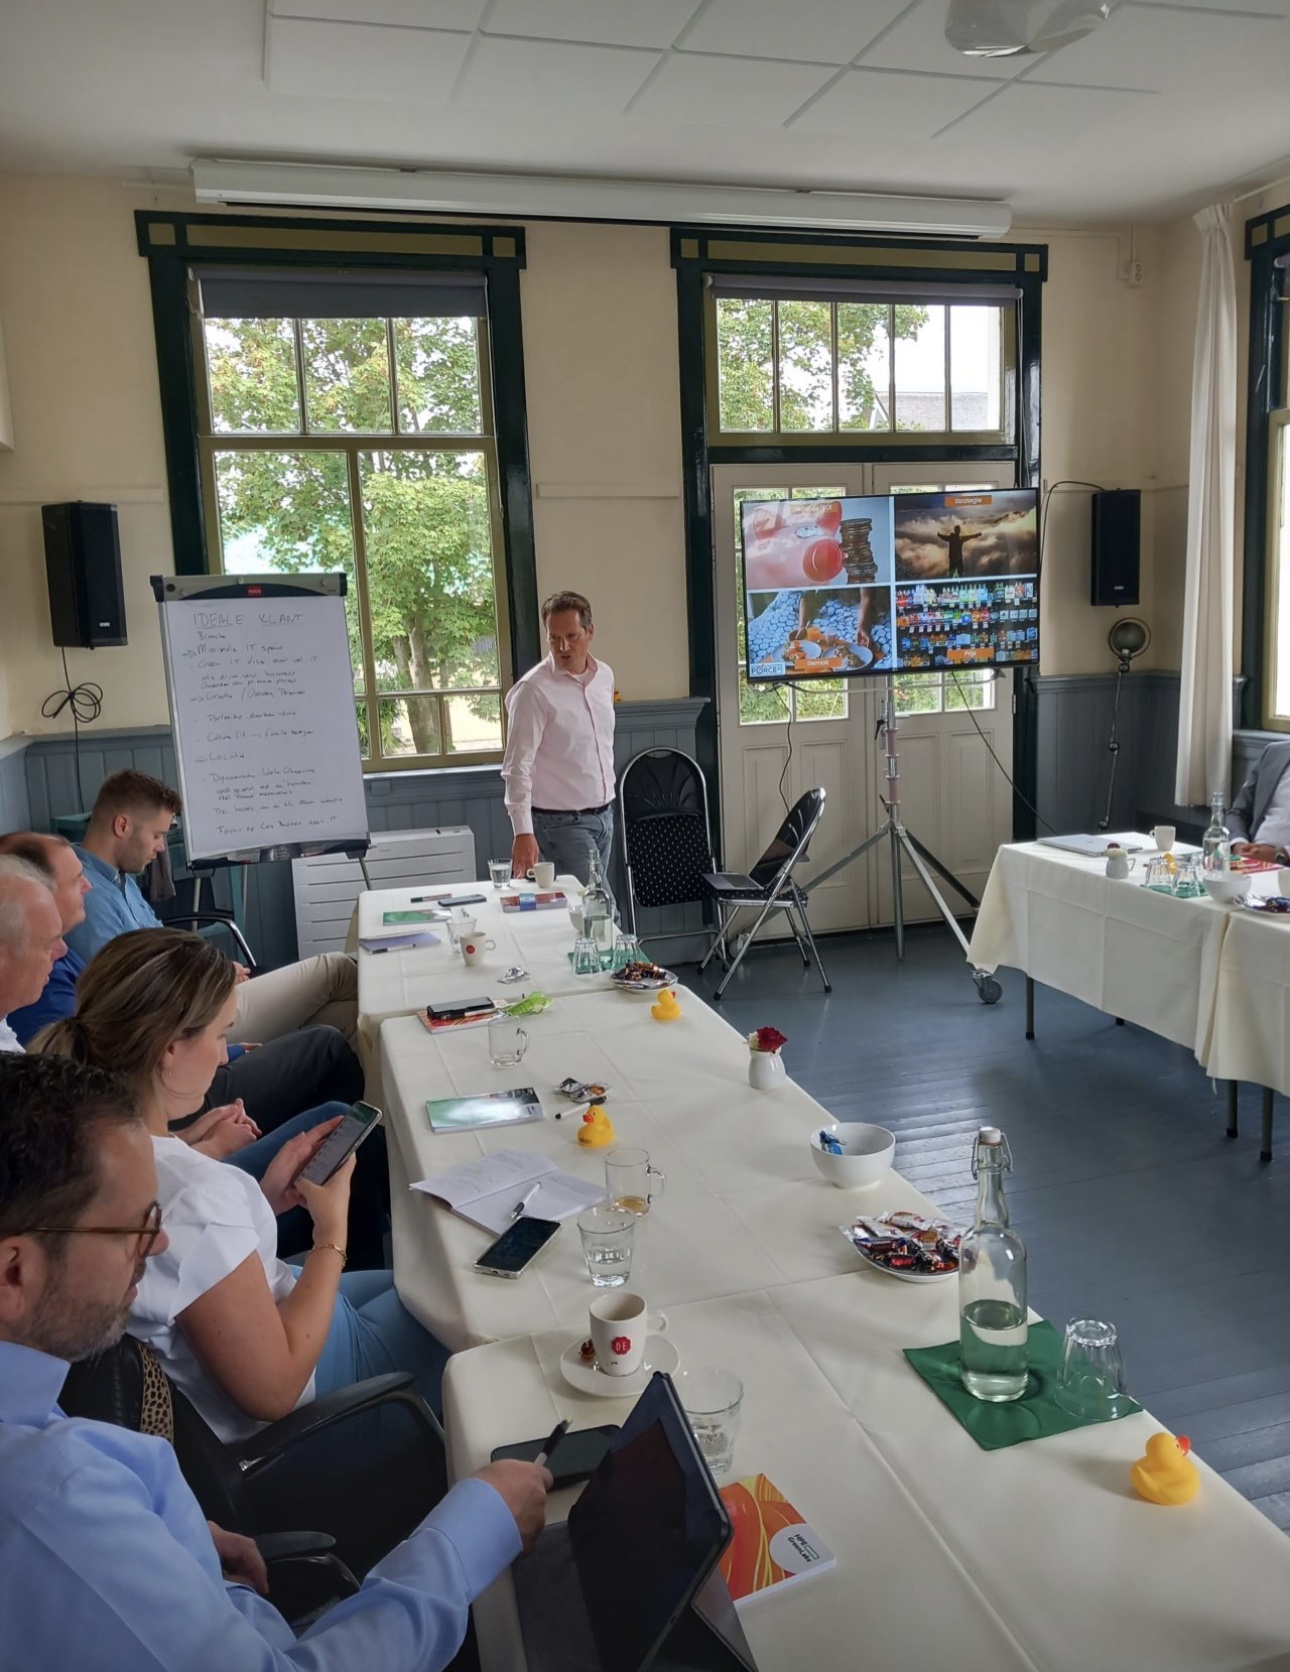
[41,648,103,813]
[948,669,1057,834]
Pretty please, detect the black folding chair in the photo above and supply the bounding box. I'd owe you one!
[617,748,716,950]
[699,788,830,1001]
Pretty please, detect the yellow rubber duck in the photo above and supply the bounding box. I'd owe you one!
[651,988,682,1022]
[576,1106,615,1148]
[1131,1433,1200,1505]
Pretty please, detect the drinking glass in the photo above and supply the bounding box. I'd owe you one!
[487,1017,529,1069]
[488,859,511,889]
[572,936,601,977]
[611,933,641,974]
[1143,857,1175,894]
[1053,1318,1132,1422]
[448,911,476,948]
[1175,856,1204,898]
[605,1147,665,1216]
[577,1205,636,1287]
[675,1367,743,1476]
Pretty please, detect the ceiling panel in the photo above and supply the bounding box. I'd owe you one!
[268,0,486,25]
[1027,3,1285,89]
[680,0,912,65]
[790,66,1004,138]
[454,35,660,114]
[484,0,703,50]
[1131,0,1287,14]
[629,52,840,128]
[936,80,1152,157]
[266,14,470,101]
[862,0,1032,78]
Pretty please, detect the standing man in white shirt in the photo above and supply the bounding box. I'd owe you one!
[0,856,65,1053]
[502,591,617,887]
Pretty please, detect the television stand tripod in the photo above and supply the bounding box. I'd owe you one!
[803,676,1002,1004]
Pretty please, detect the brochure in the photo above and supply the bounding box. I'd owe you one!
[410,1145,607,1234]
[717,1475,836,1606]
[424,1090,544,1137]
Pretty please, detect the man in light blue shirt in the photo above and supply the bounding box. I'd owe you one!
[0,1055,551,1671]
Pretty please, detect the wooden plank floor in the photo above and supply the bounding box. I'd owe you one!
[679,923,1290,1531]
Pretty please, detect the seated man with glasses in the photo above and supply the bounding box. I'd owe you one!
[0,1054,551,1672]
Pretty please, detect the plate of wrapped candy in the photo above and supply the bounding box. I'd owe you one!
[841,1211,963,1283]
[1241,894,1290,915]
[610,960,679,993]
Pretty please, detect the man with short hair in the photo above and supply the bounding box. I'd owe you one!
[501,590,616,887]
[0,833,362,1128]
[0,856,65,1052]
[0,1053,551,1671]
[1228,739,1290,864]
[66,770,358,1046]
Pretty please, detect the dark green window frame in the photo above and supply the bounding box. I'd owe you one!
[134,211,540,694]
[672,227,1047,844]
[1242,204,1290,731]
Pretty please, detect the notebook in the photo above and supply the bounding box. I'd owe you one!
[717,1475,835,1606]
[410,1146,605,1234]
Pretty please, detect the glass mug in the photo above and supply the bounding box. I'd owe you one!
[605,1147,665,1216]
[488,1017,529,1069]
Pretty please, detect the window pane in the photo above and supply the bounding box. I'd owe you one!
[777,301,833,431]
[893,676,941,716]
[448,691,502,754]
[716,298,774,431]
[358,449,500,756]
[895,305,945,433]
[1275,427,1290,718]
[394,316,483,434]
[377,694,440,758]
[212,449,363,690]
[837,303,891,431]
[794,680,847,721]
[950,306,1002,432]
[739,671,790,725]
[945,669,996,711]
[302,318,392,432]
[206,319,301,433]
[356,700,372,760]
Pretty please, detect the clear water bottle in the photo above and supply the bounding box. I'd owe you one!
[1202,792,1230,874]
[959,1127,1028,1403]
[581,851,615,957]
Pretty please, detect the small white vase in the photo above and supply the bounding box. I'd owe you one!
[748,1050,786,1092]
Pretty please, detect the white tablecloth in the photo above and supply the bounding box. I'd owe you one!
[444,1284,1290,1672]
[1206,904,1290,1093]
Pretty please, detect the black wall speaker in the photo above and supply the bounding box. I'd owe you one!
[1090,489,1141,607]
[42,501,127,648]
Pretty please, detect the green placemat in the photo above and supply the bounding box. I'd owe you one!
[903,1319,1141,1451]
[566,950,616,970]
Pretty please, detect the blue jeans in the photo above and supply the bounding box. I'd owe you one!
[533,806,615,895]
[315,1270,450,1418]
[227,1102,391,1270]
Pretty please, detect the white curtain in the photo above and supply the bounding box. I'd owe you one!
[1175,203,1237,805]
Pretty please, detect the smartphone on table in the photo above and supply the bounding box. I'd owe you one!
[473,1216,560,1278]
[292,1100,384,1187]
[491,1424,620,1490]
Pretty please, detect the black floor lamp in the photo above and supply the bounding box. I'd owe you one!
[1097,617,1152,831]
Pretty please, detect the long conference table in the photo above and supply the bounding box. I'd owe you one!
[360,877,1290,1672]
[969,836,1290,1154]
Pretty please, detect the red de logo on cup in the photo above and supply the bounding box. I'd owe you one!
[612,1335,631,1356]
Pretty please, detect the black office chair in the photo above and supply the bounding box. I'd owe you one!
[155,830,257,971]
[617,749,716,951]
[60,1335,447,1586]
[699,788,830,1001]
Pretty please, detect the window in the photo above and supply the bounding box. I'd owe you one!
[712,293,1010,441]
[193,270,508,770]
[1268,412,1290,726]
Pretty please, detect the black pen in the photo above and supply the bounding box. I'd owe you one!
[534,1417,569,1469]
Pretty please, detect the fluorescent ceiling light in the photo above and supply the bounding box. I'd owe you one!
[191,160,1012,240]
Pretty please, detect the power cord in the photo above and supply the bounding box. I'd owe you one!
[42,648,103,813]
[947,669,1057,835]
[1037,479,1106,579]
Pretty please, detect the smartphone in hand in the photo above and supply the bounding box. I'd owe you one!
[292,1101,383,1187]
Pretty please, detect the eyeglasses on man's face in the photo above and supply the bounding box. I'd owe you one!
[10,1201,164,1260]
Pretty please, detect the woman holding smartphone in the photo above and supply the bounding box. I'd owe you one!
[35,929,447,1443]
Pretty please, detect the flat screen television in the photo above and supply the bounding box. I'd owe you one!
[741,487,1039,682]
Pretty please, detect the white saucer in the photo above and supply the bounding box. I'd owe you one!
[559,1334,679,1397]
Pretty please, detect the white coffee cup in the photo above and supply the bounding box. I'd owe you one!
[461,937,496,967]
[527,862,556,889]
[1153,824,1176,854]
[588,1290,667,1377]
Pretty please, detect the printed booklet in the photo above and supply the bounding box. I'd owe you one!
[717,1475,835,1606]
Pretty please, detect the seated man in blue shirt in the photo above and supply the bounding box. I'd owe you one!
[0,1054,551,1672]
[67,770,358,1047]
[0,832,363,1133]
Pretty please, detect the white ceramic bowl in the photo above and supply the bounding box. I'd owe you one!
[810,1122,895,1189]
[1203,873,1252,905]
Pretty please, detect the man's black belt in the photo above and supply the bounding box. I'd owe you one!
[532,802,612,817]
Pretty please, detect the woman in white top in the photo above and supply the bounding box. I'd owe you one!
[36,929,447,1444]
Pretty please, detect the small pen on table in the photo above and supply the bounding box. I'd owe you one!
[510,1185,539,1220]
[534,1418,569,1469]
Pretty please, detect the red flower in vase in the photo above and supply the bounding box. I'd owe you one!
[750,1026,788,1054]
[611,1335,632,1356]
